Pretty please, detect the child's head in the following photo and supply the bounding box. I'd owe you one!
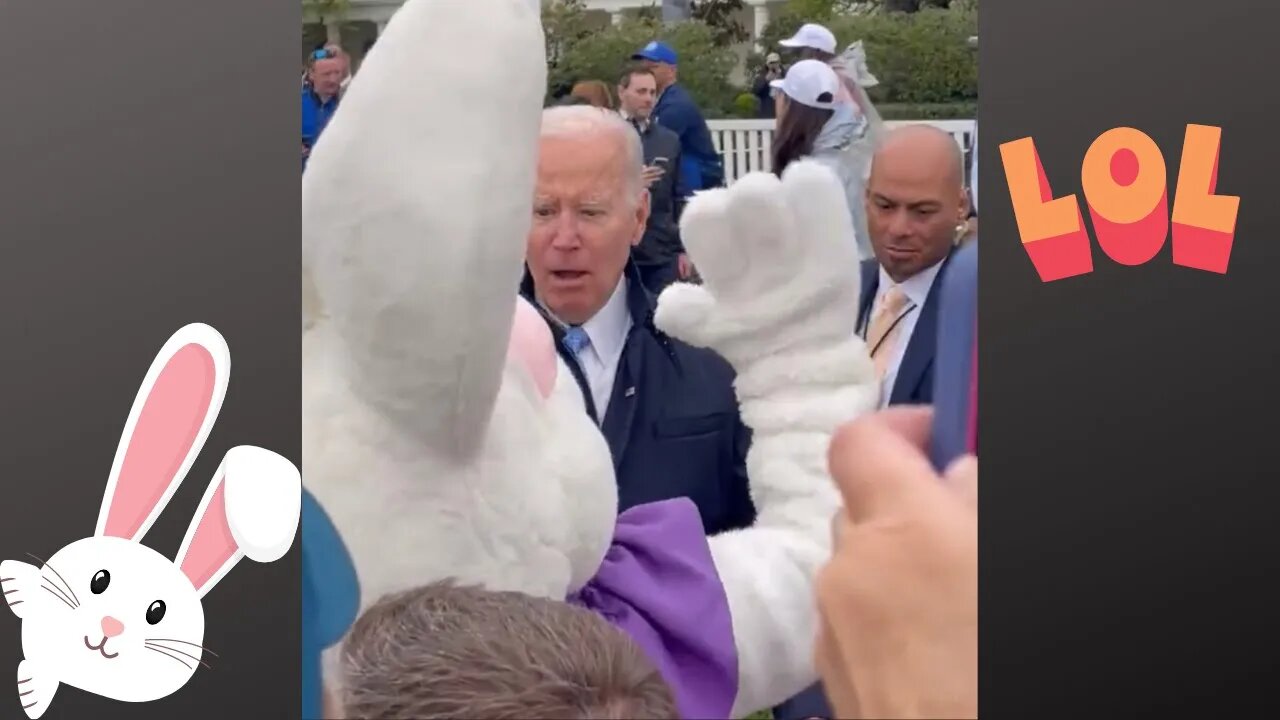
[340,581,676,719]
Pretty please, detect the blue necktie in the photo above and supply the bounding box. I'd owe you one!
[562,326,591,355]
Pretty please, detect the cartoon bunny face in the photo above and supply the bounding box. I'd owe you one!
[2,323,301,719]
[23,537,204,702]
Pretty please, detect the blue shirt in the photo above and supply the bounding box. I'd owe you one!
[302,84,340,171]
[652,83,724,194]
[301,488,360,719]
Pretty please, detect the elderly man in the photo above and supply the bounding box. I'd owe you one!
[772,123,971,720]
[518,105,755,536]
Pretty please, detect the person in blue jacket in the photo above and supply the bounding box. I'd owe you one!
[302,47,345,172]
[301,488,360,719]
[630,41,725,196]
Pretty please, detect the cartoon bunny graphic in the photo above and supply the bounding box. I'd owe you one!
[1,323,302,719]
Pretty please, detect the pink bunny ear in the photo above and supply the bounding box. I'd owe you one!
[96,324,230,541]
[507,297,557,399]
[175,446,301,599]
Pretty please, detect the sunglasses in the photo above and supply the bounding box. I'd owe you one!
[311,48,338,61]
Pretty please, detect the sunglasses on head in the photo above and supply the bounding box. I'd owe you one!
[312,48,338,61]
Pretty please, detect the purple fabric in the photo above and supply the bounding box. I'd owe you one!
[568,498,739,720]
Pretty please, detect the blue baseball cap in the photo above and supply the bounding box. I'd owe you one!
[632,40,678,65]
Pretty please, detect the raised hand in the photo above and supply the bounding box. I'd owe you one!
[659,161,882,715]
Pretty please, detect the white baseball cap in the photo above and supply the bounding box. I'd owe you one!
[778,23,837,55]
[769,59,840,110]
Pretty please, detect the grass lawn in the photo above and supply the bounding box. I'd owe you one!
[746,710,774,720]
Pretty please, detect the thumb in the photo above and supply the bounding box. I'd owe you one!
[828,408,941,524]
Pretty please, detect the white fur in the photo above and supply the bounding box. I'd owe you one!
[301,0,617,693]
[301,1,879,716]
[657,161,879,715]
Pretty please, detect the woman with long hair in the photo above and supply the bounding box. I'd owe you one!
[569,79,616,111]
[770,60,873,259]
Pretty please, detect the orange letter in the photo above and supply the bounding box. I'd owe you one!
[1080,127,1168,266]
[1000,137,1093,281]
[1171,124,1239,273]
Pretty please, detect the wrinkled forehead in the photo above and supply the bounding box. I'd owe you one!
[536,134,631,199]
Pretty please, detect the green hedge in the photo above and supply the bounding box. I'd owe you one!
[752,5,977,106]
[878,101,976,120]
[544,5,740,116]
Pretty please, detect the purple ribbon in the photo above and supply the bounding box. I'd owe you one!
[568,498,739,719]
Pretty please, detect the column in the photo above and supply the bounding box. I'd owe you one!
[747,0,771,53]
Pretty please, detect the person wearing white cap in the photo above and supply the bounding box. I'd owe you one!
[769,60,873,260]
[779,23,857,107]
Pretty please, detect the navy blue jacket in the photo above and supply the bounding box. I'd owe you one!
[653,83,725,193]
[772,249,957,720]
[856,250,957,406]
[519,265,756,536]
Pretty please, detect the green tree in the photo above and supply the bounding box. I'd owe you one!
[302,0,350,45]
[543,3,739,116]
[691,0,750,47]
[753,1,975,111]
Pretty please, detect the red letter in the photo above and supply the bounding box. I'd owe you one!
[1171,124,1239,273]
[1000,137,1092,281]
[1080,128,1168,266]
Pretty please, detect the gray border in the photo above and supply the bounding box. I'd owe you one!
[982,0,1277,713]
[0,1,300,716]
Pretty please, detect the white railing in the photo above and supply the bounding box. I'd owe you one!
[707,118,976,185]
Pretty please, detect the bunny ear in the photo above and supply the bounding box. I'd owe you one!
[302,0,547,460]
[507,297,558,399]
[96,323,230,541]
[175,446,301,599]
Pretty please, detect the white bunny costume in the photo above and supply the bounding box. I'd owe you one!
[302,0,879,716]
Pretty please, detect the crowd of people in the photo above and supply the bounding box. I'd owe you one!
[301,4,977,719]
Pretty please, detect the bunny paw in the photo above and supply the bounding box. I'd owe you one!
[1,561,38,620]
[17,661,58,720]
[654,282,719,347]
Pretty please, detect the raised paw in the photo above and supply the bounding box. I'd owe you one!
[17,661,58,720]
[654,282,719,347]
[1,561,39,620]
[776,159,865,277]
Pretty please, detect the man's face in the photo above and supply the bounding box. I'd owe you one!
[309,58,344,98]
[527,131,649,325]
[865,145,969,282]
[617,73,657,119]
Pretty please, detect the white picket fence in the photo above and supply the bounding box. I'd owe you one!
[706,118,976,185]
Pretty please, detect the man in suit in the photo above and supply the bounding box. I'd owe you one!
[519,104,755,537]
[616,64,691,294]
[630,41,725,194]
[773,123,971,720]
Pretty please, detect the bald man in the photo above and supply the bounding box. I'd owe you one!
[857,124,970,409]
[772,125,970,720]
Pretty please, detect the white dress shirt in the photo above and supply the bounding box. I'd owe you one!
[562,277,633,421]
[862,259,946,408]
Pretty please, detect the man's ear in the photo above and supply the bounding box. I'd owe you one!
[631,189,651,248]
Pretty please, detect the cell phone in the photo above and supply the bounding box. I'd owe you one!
[929,241,978,472]
[651,157,669,168]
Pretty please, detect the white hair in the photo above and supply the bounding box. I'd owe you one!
[540,105,645,199]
